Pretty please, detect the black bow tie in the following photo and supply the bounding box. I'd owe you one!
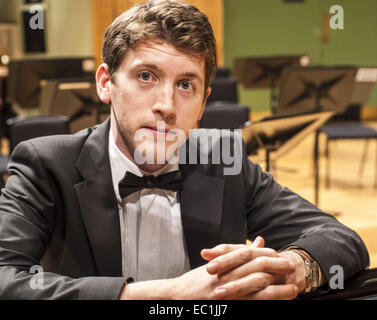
[118,170,182,199]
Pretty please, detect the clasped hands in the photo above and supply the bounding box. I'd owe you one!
[120,236,307,300]
[176,236,306,300]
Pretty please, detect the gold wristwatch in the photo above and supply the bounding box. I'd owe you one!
[287,247,321,293]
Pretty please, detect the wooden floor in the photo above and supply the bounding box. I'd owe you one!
[249,121,377,268]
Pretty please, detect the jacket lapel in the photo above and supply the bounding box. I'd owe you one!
[179,163,225,269]
[74,119,122,276]
[73,120,225,274]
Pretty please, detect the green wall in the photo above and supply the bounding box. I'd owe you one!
[225,0,377,111]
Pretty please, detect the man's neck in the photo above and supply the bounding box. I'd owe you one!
[110,121,170,174]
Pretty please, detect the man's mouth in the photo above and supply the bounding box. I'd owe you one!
[143,126,176,137]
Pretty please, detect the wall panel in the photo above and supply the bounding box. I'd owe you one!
[91,0,223,66]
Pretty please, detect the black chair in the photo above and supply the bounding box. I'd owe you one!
[207,77,239,104]
[215,67,231,78]
[315,104,377,190]
[0,75,5,107]
[0,115,70,188]
[7,115,70,152]
[199,102,250,130]
[318,121,377,189]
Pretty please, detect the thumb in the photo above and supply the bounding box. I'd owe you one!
[251,236,265,248]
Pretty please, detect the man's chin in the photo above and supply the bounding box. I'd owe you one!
[133,141,179,167]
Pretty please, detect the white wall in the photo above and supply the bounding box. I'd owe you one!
[0,0,17,22]
[45,0,93,57]
[2,0,93,58]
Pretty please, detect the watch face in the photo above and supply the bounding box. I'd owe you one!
[304,259,312,293]
[311,262,320,289]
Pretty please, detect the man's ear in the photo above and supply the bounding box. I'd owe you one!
[197,87,212,121]
[96,63,112,104]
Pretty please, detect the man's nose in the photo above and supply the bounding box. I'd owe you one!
[152,85,176,119]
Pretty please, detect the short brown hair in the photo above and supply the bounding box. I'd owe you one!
[102,0,217,91]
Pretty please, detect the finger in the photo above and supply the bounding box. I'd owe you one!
[203,237,266,260]
[201,244,246,261]
[242,284,299,300]
[206,246,278,275]
[251,236,265,248]
[212,272,277,300]
[219,256,296,284]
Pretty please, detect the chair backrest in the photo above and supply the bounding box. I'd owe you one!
[330,104,361,122]
[207,77,238,104]
[0,77,6,139]
[0,77,4,105]
[199,102,250,130]
[215,67,231,78]
[7,115,70,153]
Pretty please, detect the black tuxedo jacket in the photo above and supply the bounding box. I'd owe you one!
[0,118,369,299]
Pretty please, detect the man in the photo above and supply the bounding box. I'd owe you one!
[0,0,369,300]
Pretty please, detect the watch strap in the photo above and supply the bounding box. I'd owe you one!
[286,247,321,293]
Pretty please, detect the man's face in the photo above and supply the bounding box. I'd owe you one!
[97,39,210,171]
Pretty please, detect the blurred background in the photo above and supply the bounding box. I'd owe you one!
[0,0,376,266]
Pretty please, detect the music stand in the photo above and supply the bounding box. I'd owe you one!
[7,57,95,110]
[233,55,310,114]
[276,65,357,115]
[277,66,376,206]
[242,109,335,172]
[351,67,377,105]
[39,78,108,125]
[332,67,377,121]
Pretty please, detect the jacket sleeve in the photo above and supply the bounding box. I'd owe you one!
[243,147,370,286]
[0,141,126,300]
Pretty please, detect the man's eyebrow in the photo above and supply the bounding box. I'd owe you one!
[181,72,203,83]
[130,63,162,73]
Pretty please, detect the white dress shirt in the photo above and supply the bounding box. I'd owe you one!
[108,129,190,282]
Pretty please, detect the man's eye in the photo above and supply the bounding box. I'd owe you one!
[139,72,152,81]
[180,81,191,90]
